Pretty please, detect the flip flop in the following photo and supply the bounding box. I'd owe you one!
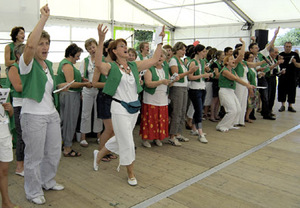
[63,149,81,157]
[101,155,111,162]
[107,153,118,159]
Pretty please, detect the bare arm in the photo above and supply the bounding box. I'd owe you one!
[235,38,245,66]
[62,64,87,88]
[92,67,105,88]
[23,4,50,65]
[4,45,15,67]
[187,61,211,80]
[8,66,22,92]
[135,26,165,71]
[246,60,266,68]
[95,24,111,76]
[265,27,280,51]
[222,70,253,89]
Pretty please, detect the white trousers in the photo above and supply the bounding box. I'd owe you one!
[234,83,248,125]
[105,112,139,168]
[204,82,212,106]
[217,88,241,131]
[80,90,103,134]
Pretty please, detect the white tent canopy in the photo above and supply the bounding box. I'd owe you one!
[0,0,299,63]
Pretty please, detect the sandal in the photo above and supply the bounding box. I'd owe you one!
[107,153,118,159]
[101,155,111,162]
[63,149,81,157]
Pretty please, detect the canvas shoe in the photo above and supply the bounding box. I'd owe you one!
[142,140,151,148]
[128,177,138,186]
[168,138,182,146]
[198,135,208,143]
[29,196,46,205]
[50,183,64,191]
[154,139,163,147]
[176,135,189,142]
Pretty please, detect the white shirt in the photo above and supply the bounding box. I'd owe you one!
[12,97,22,107]
[79,56,98,95]
[0,105,10,138]
[189,61,206,90]
[143,67,168,106]
[169,57,188,87]
[111,67,138,115]
[19,55,56,115]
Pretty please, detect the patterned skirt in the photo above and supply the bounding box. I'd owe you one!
[139,103,169,141]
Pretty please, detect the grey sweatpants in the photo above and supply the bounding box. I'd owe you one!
[60,91,81,147]
[21,111,62,200]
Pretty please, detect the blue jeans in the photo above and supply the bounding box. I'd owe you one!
[188,89,206,129]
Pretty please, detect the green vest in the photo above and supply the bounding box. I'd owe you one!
[103,62,142,96]
[189,59,206,82]
[234,61,248,78]
[138,52,143,60]
[257,53,270,73]
[247,67,257,86]
[144,64,170,95]
[9,43,16,61]
[56,59,82,92]
[20,59,58,107]
[171,56,185,83]
[6,63,22,98]
[219,66,236,90]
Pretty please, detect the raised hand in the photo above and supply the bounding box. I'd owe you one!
[274,26,280,36]
[160,25,166,40]
[97,24,108,42]
[239,38,245,43]
[40,4,50,19]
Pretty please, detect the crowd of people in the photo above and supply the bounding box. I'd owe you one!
[1,4,300,207]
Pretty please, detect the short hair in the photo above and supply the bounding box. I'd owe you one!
[84,38,97,51]
[161,48,168,57]
[214,50,224,60]
[244,51,253,61]
[128,48,137,59]
[10,26,25,42]
[206,47,217,61]
[233,48,241,58]
[185,45,195,58]
[172,42,187,54]
[139,42,149,52]
[269,47,275,53]
[14,43,25,62]
[163,44,172,50]
[28,30,51,44]
[103,39,114,57]
[235,43,242,49]
[284,41,292,46]
[248,43,258,51]
[224,47,233,54]
[108,38,127,61]
[65,43,83,58]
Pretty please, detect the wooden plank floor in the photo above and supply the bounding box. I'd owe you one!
[3,88,300,208]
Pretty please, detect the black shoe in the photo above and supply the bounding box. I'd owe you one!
[249,116,256,120]
[288,107,296,112]
[278,106,285,112]
[263,116,276,120]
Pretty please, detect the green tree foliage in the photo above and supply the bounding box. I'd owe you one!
[134,30,153,50]
[275,28,300,46]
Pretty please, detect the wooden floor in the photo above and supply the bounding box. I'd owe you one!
[3,88,300,208]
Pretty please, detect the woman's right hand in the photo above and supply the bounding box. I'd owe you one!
[97,24,108,42]
[40,4,50,19]
[161,79,170,85]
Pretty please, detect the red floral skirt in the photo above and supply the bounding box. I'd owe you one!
[139,103,169,141]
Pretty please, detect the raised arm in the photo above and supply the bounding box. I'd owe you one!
[23,4,50,65]
[265,27,280,51]
[95,24,111,76]
[135,26,165,71]
[235,38,245,66]
[246,60,266,68]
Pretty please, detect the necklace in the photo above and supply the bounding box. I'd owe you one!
[116,61,131,75]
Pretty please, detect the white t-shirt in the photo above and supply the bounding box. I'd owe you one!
[143,67,168,106]
[12,97,22,107]
[19,55,56,115]
[79,56,98,95]
[169,57,188,87]
[0,105,10,138]
[111,67,138,115]
[189,61,206,90]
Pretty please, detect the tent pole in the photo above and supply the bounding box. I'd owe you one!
[111,0,114,38]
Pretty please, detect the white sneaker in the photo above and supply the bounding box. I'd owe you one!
[142,140,151,148]
[93,150,99,171]
[198,135,208,143]
[168,138,182,146]
[177,135,189,142]
[190,130,199,136]
[80,139,88,147]
[50,183,64,191]
[128,177,138,186]
[29,196,46,205]
[154,139,163,147]
[15,170,24,177]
